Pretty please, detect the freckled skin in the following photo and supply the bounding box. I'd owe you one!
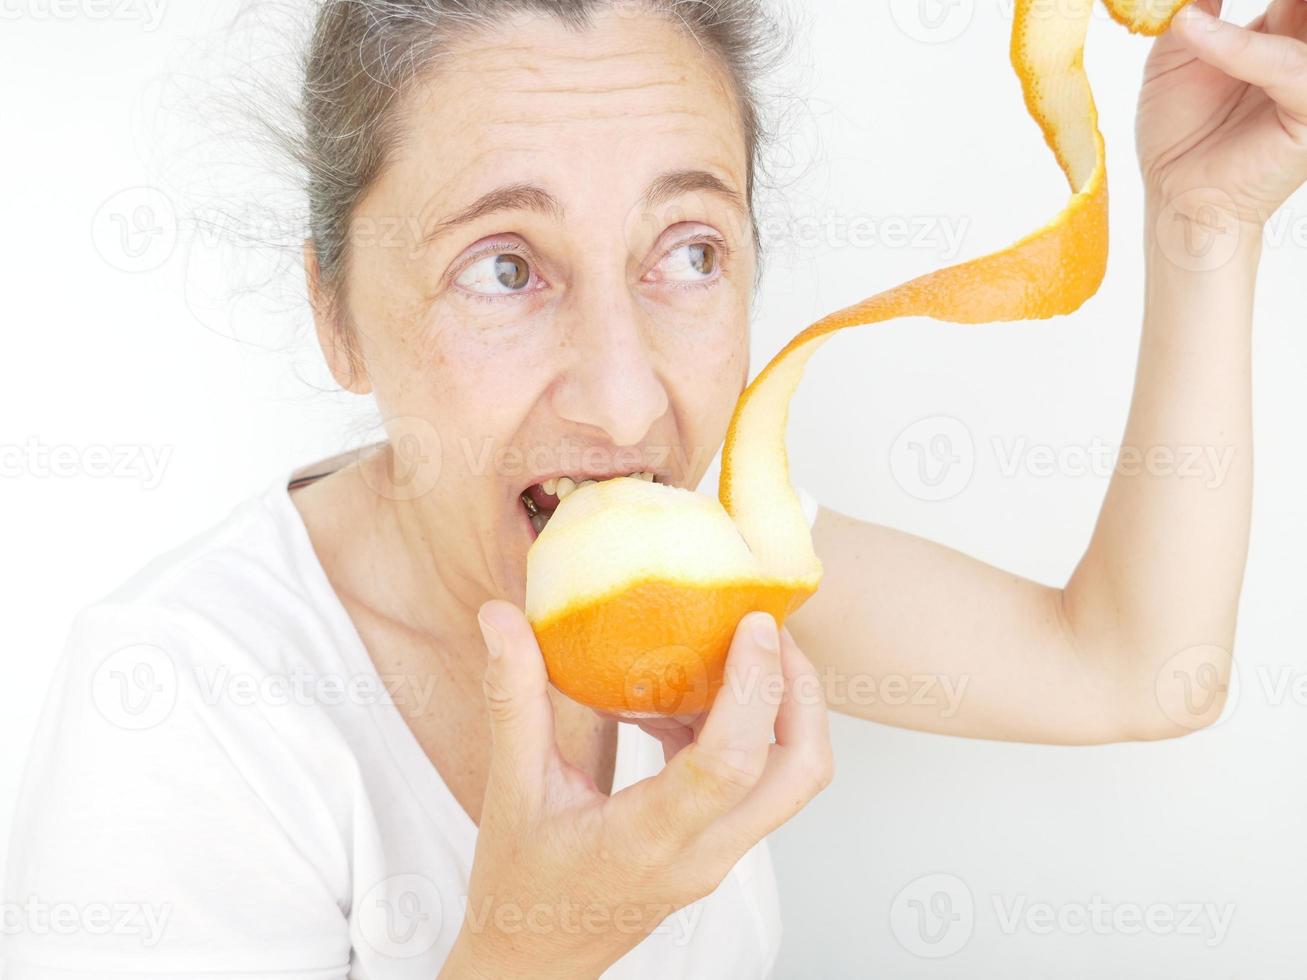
[295,7,756,819]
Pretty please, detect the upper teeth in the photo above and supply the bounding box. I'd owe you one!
[543,472,655,500]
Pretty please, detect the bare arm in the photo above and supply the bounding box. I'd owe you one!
[788,0,1305,744]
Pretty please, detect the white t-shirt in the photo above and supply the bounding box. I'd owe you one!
[4,457,820,979]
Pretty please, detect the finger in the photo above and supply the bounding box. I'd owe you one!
[772,627,832,764]
[701,627,834,852]
[593,708,698,763]
[645,612,784,837]
[1147,0,1224,67]
[1264,0,1307,41]
[633,715,697,762]
[1170,2,1307,118]
[477,599,556,803]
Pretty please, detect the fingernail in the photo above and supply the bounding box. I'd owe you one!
[751,613,779,654]
[478,611,506,660]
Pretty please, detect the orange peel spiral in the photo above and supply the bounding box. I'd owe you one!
[525,0,1194,717]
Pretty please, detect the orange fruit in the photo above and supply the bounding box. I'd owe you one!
[525,0,1193,718]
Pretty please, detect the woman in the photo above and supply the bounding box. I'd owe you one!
[6,0,1305,976]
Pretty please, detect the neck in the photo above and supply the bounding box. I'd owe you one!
[296,451,494,682]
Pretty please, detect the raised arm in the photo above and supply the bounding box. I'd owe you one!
[787,0,1306,744]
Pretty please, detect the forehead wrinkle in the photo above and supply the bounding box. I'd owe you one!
[420,58,715,127]
[502,78,688,96]
[482,107,717,128]
[450,13,693,62]
[439,13,721,86]
[484,82,735,126]
[460,42,661,64]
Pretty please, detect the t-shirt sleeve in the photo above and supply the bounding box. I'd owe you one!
[3,603,352,979]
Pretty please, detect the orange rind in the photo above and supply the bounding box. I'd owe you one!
[525,0,1193,717]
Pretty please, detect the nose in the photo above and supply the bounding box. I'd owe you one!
[550,275,669,448]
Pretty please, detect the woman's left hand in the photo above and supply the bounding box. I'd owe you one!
[1139,0,1307,224]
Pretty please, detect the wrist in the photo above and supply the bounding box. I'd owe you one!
[440,925,599,980]
[1142,172,1275,227]
[1143,185,1264,281]
[438,929,527,980]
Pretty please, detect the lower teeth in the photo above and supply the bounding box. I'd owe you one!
[530,510,550,535]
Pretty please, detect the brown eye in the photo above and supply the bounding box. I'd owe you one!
[688,242,716,275]
[656,240,721,283]
[494,254,529,290]
[454,250,535,295]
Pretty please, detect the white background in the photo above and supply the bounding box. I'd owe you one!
[3,0,1305,976]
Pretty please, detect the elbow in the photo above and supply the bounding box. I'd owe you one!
[1124,641,1235,742]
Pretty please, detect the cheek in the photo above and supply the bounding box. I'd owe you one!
[343,255,565,495]
[645,294,749,471]
[358,268,552,405]
[409,305,562,466]
[649,288,749,395]
[673,325,745,413]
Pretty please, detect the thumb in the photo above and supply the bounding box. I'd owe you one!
[477,599,556,799]
[1170,3,1307,122]
[640,611,783,839]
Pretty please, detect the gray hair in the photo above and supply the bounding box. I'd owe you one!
[292,0,792,337]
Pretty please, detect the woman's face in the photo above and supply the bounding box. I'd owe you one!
[322,7,757,601]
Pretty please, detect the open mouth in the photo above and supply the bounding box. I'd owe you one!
[520,471,660,539]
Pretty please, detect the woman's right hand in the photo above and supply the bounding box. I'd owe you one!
[439,601,833,979]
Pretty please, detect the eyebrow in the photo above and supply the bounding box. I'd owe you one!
[643,168,747,218]
[420,183,563,250]
[417,168,747,250]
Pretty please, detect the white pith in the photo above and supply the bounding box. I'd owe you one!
[523,476,778,623]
